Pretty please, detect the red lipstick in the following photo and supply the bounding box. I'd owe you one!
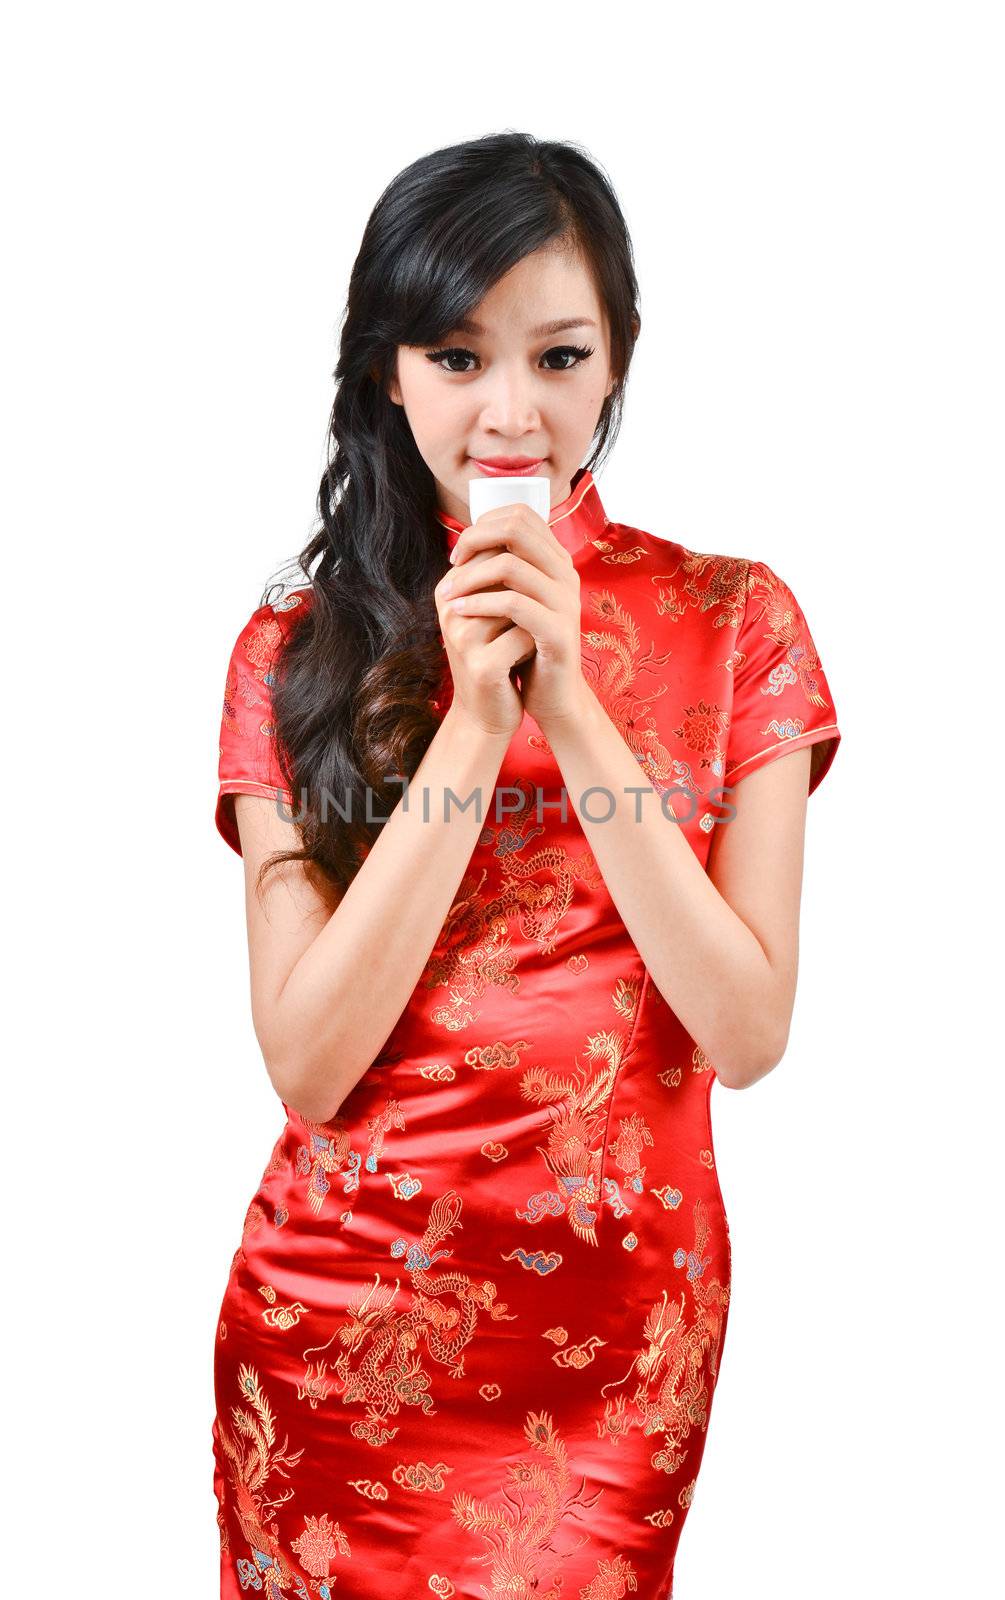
[471,456,545,476]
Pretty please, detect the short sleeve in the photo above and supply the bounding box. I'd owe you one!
[215,590,311,856]
[723,560,841,797]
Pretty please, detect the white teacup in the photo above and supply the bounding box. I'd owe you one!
[468,474,551,525]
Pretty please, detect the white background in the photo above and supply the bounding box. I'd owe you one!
[6,2,1001,1593]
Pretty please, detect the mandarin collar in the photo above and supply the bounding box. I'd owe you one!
[433,466,609,557]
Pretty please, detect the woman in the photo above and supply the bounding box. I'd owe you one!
[212,131,841,1599]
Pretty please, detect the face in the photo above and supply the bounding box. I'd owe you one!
[387,245,616,524]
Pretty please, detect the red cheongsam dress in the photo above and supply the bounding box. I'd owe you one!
[211,466,841,1599]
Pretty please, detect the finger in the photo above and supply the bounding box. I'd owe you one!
[445,550,560,609]
[466,614,516,645]
[446,587,557,643]
[482,623,537,673]
[452,507,568,575]
[440,604,517,648]
[475,502,546,530]
[461,502,551,550]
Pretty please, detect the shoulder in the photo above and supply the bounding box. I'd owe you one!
[216,585,314,851]
[731,557,825,655]
[582,523,827,657]
[590,517,748,574]
[227,584,314,663]
[586,521,754,630]
[221,584,314,729]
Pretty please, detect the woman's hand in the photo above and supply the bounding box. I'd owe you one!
[433,526,535,740]
[439,502,589,732]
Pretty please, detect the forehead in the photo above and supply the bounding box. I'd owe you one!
[458,248,605,334]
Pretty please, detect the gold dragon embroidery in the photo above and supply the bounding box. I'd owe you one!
[422,782,605,1030]
[597,1198,730,1474]
[296,1191,516,1445]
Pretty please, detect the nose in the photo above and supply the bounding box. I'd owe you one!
[478,364,543,439]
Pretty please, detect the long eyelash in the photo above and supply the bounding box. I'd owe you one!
[424,344,595,373]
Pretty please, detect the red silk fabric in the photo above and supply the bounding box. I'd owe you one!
[212,467,841,1597]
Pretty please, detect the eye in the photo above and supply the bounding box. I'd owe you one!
[423,344,596,374]
[542,344,595,371]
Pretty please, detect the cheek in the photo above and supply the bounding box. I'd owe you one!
[415,386,469,449]
[397,360,445,428]
[399,372,437,435]
[582,376,611,415]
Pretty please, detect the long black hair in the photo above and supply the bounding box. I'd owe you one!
[256,131,642,902]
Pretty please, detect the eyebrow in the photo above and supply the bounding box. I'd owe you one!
[451,316,597,338]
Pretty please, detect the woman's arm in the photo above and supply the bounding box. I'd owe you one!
[235,702,511,1123]
[541,688,814,1091]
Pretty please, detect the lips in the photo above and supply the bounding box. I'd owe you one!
[471,456,546,476]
